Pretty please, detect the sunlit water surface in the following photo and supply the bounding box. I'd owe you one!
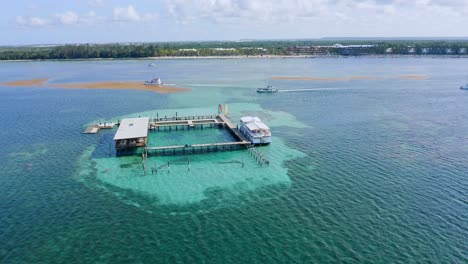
[0,58,467,263]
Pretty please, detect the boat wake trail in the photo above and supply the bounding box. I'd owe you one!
[181,84,240,87]
[278,87,350,92]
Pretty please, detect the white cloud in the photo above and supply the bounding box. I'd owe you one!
[88,0,105,8]
[159,0,468,38]
[113,5,158,22]
[16,4,156,30]
[429,0,466,7]
[113,5,141,21]
[16,16,50,27]
[13,0,468,37]
[164,0,468,24]
[53,11,102,25]
[165,0,337,23]
[55,11,79,25]
[81,11,101,24]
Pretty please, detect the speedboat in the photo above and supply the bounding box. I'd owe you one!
[144,77,162,85]
[257,85,278,93]
[460,84,468,90]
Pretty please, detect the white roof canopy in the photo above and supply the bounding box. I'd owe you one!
[243,116,270,132]
[240,116,261,123]
[245,122,260,131]
[113,117,149,140]
[255,122,270,130]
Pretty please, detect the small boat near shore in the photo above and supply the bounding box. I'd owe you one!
[144,77,162,85]
[460,84,468,90]
[257,85,278,93]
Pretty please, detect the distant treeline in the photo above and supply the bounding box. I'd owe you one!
[1,40,468,60]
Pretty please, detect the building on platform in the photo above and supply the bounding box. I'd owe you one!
[113,117,149,151]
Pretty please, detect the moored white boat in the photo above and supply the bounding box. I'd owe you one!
[144,77,162,85]
[239,116,272,145]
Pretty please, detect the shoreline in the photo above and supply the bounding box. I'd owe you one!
[1,54,468,62]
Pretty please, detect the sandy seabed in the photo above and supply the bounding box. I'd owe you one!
[2,78,190,94]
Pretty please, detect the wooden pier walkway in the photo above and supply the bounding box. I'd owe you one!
[152,114,218,122]
[149,118,220,129]
[247,146,270,166]
[145,141,251,156]
[85,113,267,161]
[218,114,250,143]
[148,114,250,143]
[144,114,252,156]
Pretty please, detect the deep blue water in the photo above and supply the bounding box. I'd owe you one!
[0,58,467,263]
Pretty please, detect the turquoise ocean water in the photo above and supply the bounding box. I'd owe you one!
[0,58,467,263]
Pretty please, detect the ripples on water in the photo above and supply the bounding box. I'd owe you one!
[0,58,467,263]
[77,104,305,207]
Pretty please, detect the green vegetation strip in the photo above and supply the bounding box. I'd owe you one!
[1,40,468,60]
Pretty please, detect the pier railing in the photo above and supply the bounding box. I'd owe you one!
[247,146,270,166]
[85,114,271,170]
[151,114,218,122]
[145,141,251,156]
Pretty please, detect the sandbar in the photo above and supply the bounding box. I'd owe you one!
[3,78,49,87]
[52,81,189,94]
[1,78,190,94]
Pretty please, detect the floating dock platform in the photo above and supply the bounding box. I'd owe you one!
[83,125,100,134]
[145,141,251,156]
[82,122,117,134]
[104,113,255,157]
[144,114,251,156]
[84,112,270,174]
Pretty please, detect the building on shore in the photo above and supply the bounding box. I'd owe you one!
[286,45,329,55]
[332,44,376,55]
[286,44,376,56]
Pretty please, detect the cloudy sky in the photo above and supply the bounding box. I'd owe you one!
[3,0,468,45]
